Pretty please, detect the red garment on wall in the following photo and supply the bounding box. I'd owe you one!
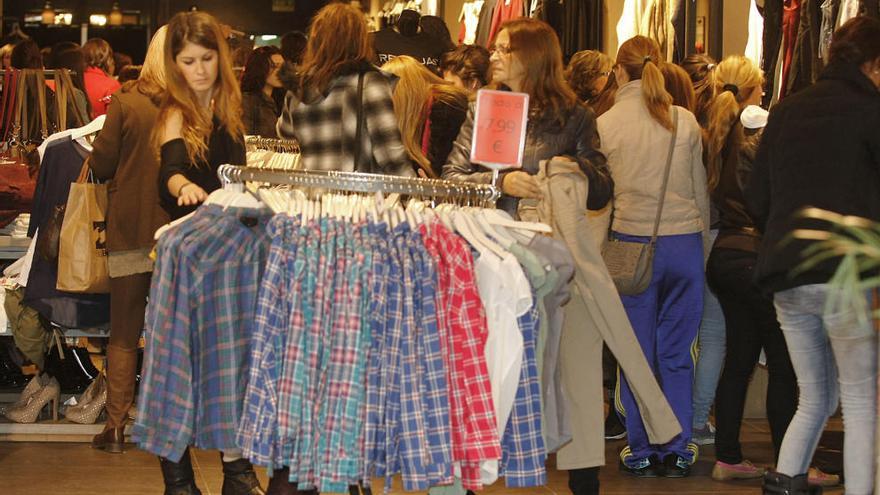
[488,0,525,45]
[780,0,801,99]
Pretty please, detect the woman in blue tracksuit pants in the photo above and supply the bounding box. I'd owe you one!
[596,35,710,478]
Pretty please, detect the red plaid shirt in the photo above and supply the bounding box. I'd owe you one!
[422,221,500,490]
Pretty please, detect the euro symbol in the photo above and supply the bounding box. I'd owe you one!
[493,140,503,153]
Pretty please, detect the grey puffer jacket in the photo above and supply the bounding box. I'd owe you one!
[442,100,612,213]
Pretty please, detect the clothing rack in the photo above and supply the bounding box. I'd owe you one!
[217,164,500,203]
[245,135,300,153]
[0,69,77,76]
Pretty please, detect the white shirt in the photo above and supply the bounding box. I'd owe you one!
[473,250,532,485]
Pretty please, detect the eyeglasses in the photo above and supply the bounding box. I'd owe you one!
[490,44,513,56]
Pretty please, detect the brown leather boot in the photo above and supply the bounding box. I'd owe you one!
[92,345,138,453]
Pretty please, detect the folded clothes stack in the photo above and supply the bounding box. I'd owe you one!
[0,214,30,237]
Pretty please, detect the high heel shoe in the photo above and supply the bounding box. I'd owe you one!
[5,377,60,423]
[0,374,48,416]
[66,374,107,424]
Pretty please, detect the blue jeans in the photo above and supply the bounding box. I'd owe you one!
[774,284,877,495]
[692,230,725,429]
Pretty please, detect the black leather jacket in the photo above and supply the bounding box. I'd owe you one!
[713,122,764,253]
[442,100,612,213]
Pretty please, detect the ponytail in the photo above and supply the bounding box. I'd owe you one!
[641,59,673,130]
[703,55,765,191]
[704,90,740,191]
[616,36,673,130]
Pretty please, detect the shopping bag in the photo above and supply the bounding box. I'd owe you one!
[56,159,110,293]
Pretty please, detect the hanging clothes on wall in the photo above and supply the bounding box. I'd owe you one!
[745,0,765,67]
[762,0,785,106]
[458,0,485,45]
[837,0,861,25]
[616,0,681,61]
[787,0,824,96]
[779,0,803,99]
[818,0,839,62]
[534,0,604,60]
[475,0,499,46]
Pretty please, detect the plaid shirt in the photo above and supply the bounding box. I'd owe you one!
[278,69,415,177]
[238,216,299,468]
[135,206,270,461]
[500,300,547,487]
[409,228,453,487]
[423,222,502,491]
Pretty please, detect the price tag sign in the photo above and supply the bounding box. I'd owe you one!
[470,89,529,170]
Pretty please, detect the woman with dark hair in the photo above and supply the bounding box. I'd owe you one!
[278,2,413,176]
[51,47,92,122]
[240,46,284,137]
[10,39,42,70]
[747,16,880,494]
[440,44,490,91]
[82,38,121,118]
[280,30,307,64]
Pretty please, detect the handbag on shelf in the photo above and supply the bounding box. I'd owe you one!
[56,158,110,294]
[601,107,679,296]
[0,70,36,228]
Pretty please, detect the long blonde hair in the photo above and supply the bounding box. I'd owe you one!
[153,11,244,166]
[616,36,673,130]
[705,55,764,191]
[128,25,167,102]
[382,56,467,178]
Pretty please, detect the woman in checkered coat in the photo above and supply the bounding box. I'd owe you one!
[277,3,416,177]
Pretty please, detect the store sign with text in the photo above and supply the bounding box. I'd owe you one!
[470,89,529,170]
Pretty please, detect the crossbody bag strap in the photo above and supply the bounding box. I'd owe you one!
[354,71,365,172]
[2,70,17,143]
[649,106,679,245]
[15,70,29,144]
[35,70,49,140]
[61,70,87,127]
[55,70,68,132]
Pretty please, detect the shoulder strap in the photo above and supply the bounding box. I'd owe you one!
[354,71,365,171]
[61,70,86,128]
[2,70,17,143]
[15,70,28,143]
[649,107,679,244]
[55,71,68,132]
[34,70,49,140]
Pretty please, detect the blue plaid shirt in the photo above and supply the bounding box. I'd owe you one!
[500,296,547,487]
[135,206,271,461]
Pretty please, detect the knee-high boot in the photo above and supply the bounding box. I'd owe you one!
[92,344,138,453]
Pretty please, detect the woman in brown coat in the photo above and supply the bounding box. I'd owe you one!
[88,26,170,454]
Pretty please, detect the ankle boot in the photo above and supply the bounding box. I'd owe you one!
[159,448,201,495]
[93,345,138,453]
[221,457,266,495]
[568,467,600,495]
[763,471,823,495]
[266,467,297,495]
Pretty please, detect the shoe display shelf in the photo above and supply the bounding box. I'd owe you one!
[1,234,112,442]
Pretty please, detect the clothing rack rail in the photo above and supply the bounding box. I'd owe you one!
[245,135,300,153]
[0,69,77,76]
[217,164,500,202]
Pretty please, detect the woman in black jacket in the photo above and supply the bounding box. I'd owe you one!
[746,17,880,495]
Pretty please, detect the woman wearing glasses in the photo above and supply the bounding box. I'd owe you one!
[240,46,285,137]
[442,18,610,213]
